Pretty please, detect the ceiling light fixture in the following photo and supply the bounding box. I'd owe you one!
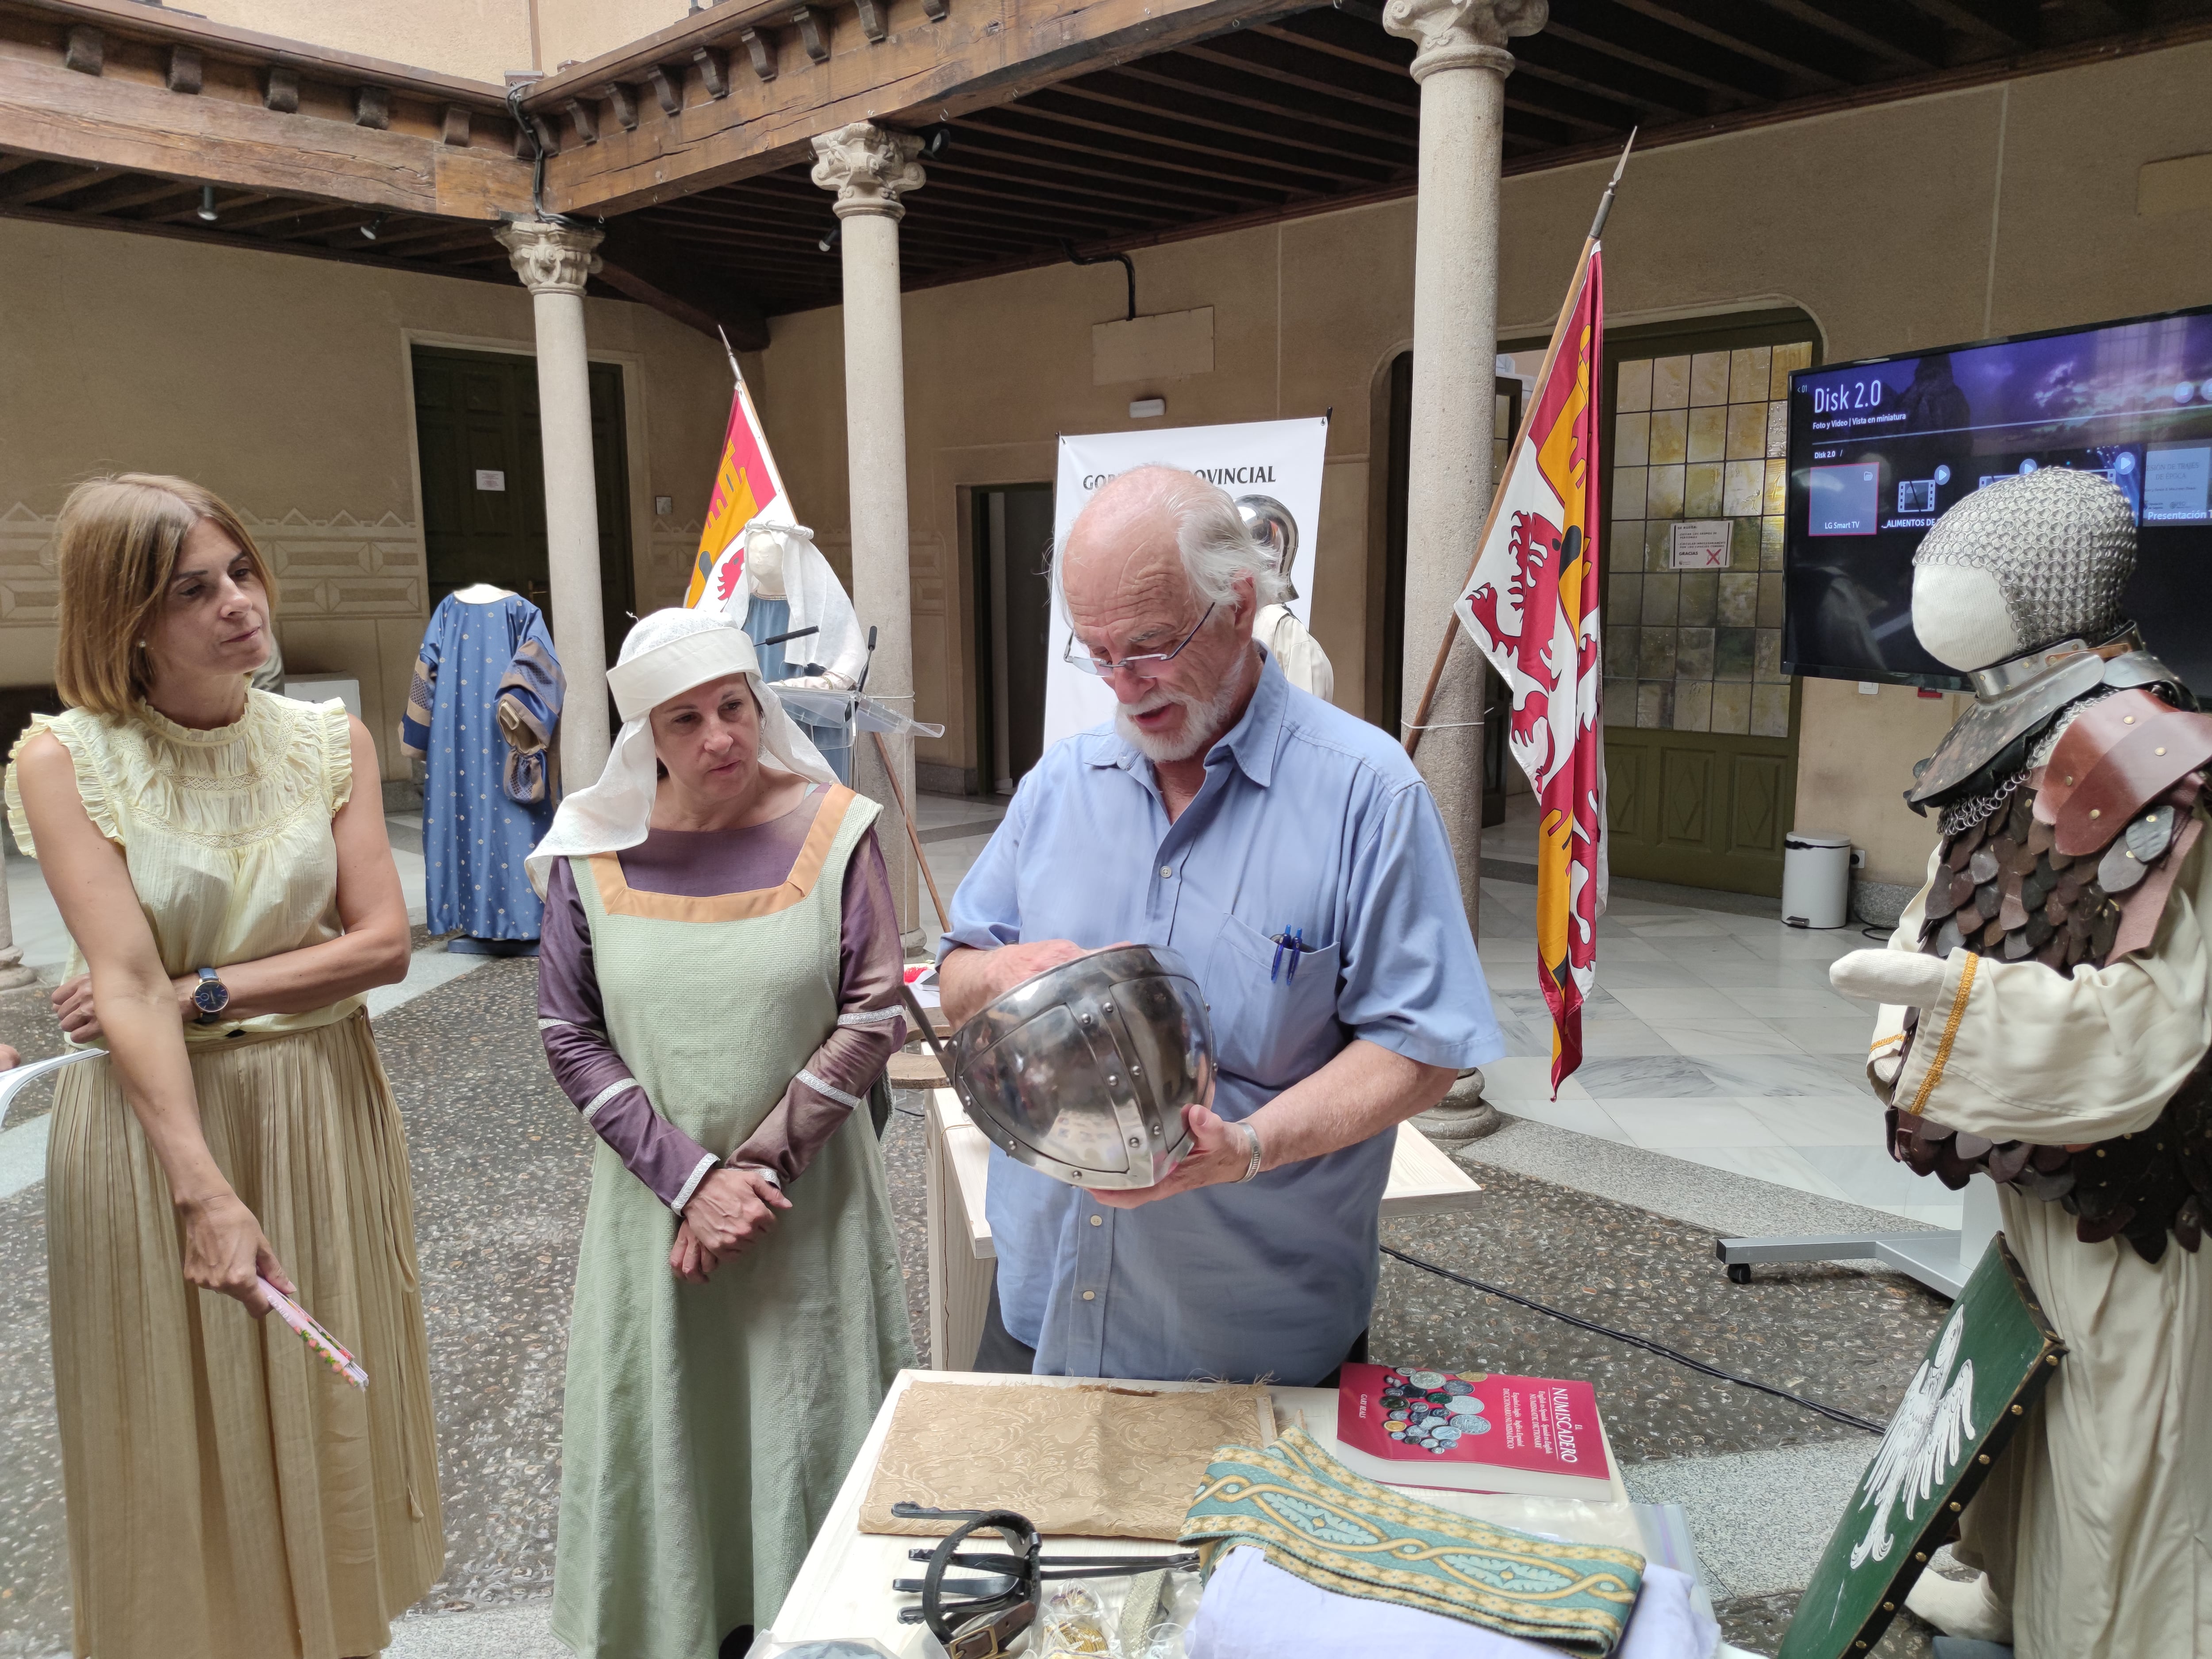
[196,184,218,223]
[360,212,387,241]
[818,222,841,254]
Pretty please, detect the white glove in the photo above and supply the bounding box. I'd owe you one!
[773,672,855,692]
[1831,949,1947,1009]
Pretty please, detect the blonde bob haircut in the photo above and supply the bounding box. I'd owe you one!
[53,474,275,718]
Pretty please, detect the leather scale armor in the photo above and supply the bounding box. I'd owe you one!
[1893,684,2212,1263]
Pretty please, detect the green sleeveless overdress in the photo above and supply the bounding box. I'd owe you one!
[550,789,915,1658]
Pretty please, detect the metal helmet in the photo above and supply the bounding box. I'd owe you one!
[948,945,1212,1188]
[1913,467,2137,653]
[1235,493,1299,603]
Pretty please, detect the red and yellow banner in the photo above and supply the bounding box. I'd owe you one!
[683,373,792,610]
[1456,249,1606,1091]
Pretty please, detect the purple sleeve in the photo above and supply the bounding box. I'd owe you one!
[538,857,720,1213]
[730,826,908,1184]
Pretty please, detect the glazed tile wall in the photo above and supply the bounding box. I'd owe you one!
[1605,342,1811,739]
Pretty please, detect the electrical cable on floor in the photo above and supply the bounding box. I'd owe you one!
[1379,1244,1886,1436]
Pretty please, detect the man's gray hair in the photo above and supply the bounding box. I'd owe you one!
[1056,465,1291,612]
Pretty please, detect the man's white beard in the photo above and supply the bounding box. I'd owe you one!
[1116,672,1246,764]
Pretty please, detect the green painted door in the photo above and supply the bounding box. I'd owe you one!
[411,344,633,670]
[1586,311,1820,898]
[1603,692,1799,894]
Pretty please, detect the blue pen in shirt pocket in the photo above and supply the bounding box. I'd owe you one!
[1270,926,1308,985]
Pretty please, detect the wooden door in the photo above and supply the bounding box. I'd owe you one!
[973,483,1055,792]
[412,344,633,668]
[1593,311,1819,897]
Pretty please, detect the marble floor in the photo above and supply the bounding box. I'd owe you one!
[1470,876,1949,1227]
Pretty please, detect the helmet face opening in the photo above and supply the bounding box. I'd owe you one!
[949,945,1212,1188]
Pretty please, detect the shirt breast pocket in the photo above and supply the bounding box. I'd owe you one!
[1208,913,1342,1092]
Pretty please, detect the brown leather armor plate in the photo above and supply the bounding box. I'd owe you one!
[1892,691,2212,1263]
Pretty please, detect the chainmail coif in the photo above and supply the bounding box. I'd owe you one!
[1913,466,2137,652]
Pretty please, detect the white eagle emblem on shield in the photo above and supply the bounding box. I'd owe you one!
[1850,1306,1977,1569]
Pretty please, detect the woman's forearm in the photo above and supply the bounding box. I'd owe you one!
[177,921,411,1022]
[94,968,231,1205]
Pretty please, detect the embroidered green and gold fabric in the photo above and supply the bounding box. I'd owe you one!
[1179,1427,1645,1656]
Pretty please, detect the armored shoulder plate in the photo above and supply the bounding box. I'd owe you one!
[1893,685,2212,1262]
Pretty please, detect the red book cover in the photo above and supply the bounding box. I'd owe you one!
[1336,1363,1610,1486]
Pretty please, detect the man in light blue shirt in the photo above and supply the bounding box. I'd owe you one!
[937,465,1502,1386]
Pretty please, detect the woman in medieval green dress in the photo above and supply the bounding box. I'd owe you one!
[530,607,915,1659]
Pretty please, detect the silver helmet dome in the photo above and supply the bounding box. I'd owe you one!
[948,945,1212,1188]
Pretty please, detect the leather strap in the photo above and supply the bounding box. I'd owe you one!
[2111,810,2204,961]
[2038,689,2212,854]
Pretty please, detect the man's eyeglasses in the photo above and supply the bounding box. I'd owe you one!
[1062,603,1216,678]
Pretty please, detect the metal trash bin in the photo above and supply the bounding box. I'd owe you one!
[1781,832,1852,929]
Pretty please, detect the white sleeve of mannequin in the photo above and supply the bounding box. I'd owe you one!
[1889,823,2212,1141]
[1257,605,1334,703]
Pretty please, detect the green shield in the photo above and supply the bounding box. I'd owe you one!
[1778,1235,2065,1659]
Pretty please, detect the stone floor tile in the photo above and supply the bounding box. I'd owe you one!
[1574,1056,1720,1099]
[1608,1099,1787,1151]
[1719,985,1866,1020]
[1767,1016,1882,1055]
[1659,1018,1806,1056]
[1609,986,1755,1022]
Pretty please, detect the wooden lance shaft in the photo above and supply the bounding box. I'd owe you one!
[872,726,952,933]
[1402,130,1634,761]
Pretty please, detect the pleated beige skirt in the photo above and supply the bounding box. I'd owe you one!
[46,1010,445,1659]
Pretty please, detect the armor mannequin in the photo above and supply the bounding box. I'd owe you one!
[1235,493,1335,701]
[722,518,869,783]
[1829,466,2212,1656]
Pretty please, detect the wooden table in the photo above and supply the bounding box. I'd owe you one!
[921,1088,1486,1373]
[767,1368,1642,1651]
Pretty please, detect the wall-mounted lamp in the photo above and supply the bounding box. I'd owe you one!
[359,212,387,241]
[196,184,218,223]
[921,123,954,160]
[1129,397,1166,420]
[818,222,841,254]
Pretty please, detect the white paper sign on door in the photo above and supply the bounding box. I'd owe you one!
[1044,415,1329,749]
[475,469,507,492]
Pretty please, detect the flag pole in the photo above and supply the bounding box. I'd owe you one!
[716,324,745,384]
[1404,130,1636,760]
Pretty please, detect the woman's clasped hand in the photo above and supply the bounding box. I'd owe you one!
[670,1165,792,1282]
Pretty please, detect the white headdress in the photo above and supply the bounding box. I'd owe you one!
[525,607,838,895]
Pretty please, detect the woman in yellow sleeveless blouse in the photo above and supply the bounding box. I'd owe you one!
[5,476,444,1659]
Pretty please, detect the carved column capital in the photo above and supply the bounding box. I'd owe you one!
[495,217,604,296]
[810,121,926,221]
[1382,0,1544,81]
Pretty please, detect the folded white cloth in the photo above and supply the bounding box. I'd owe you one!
[1187,1545,1718,1659]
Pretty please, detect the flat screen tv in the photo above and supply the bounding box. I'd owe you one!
[1782,304,2212,694]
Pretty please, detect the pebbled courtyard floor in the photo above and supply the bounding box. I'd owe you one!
[0,955,1950,1657]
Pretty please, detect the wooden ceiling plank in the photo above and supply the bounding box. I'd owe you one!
[1897,0,2035,50]
[1609,1,1859,91]
[932,131,1303,210]
[1041,72,1415,170]
[1541,0,1786,103]
[960,103,1386,192]
[1247,15,1414,77]
[2,162,128,207]
[930,157,1287,220]
[942,123,1318,204]
[1112,57,1417,148]
[1757,0,1948,70]
[1498,83,1634,139]
[903,176,1162,234]
[1505,32,1702,120]
[0,46,529,220]
[539,0,1327,216]
[1179,37,1420,118]
[56,174,202,215]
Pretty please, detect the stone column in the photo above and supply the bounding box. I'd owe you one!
[497,217,612,783]
[811,123,926,941]
[1383,0,1545,939]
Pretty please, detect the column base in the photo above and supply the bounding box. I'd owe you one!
[1413,1068,1500,1145]
[0,949,37,993]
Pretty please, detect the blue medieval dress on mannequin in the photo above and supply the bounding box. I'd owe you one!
[402,590,563,950]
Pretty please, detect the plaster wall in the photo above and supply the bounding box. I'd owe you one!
[184,0,534,81]
[0,218,733,779]
[751,42,2212,881]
